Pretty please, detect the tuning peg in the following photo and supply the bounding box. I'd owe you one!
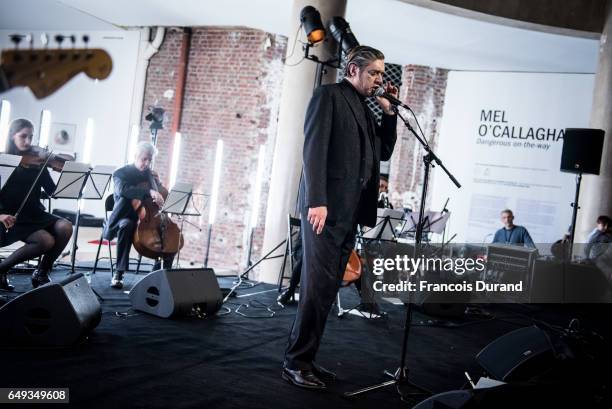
[55,34,65,48]
[40,33,49,47]
[9,34,22,48]
[24,33,33,48]
[69,34,76,47]
[82,35,90,48]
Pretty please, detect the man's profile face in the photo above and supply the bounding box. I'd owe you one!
[597,222,608,232]
[350,59,385,97]
[135,152,153,172]
[501,212,514,228]
[379,179,389,193]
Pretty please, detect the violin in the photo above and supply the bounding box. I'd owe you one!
[18,146,75,172]
[4,147,74,231]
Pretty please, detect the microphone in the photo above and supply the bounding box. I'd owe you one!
[373,87,410,110]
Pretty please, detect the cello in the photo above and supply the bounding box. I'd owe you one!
[342,249,362,286]
[131,171,184,260]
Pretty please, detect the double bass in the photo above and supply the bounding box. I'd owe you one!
[131,171,184,259]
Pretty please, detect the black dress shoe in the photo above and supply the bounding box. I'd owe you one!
[277,288,296,307]
[31,270,51,288]
[282,367,326,390]
[110,271,124,289]
[312,362,336,380]
[0,273,14,291]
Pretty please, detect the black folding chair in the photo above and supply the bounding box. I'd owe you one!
[92,195,115,276]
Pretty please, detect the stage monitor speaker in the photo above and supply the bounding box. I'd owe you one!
[413,291,468,318]
[413,384,568,409]
[560,128,605,175]
[129,268,222,318]
[476,325,555,382]
[0,273,101,347]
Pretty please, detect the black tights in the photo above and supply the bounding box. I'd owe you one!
[0,219,73,274]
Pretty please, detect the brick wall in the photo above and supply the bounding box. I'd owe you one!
[388,65,449,211]
[139,27,287,273]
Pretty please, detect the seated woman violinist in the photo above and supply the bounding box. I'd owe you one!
[0,118,73,291]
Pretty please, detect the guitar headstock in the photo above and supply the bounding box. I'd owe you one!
[0,47,113,99]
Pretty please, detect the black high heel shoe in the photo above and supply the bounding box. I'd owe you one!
[0,273,14,291]
[31,270,51,288]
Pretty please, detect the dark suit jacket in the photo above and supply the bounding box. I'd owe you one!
[299,80,397,228]
[103,164,151,240]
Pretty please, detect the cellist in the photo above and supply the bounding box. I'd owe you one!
[0,118,73,290]
[103,141,173,289]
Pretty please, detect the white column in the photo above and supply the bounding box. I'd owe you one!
[576,2,612,241]
[259,0,347,282]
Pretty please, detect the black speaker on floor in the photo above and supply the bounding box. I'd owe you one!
[129,268,222,318]
[0,273,101,347]
[413,292,468,318]
[560,128,605,175]
[476,325,555,382]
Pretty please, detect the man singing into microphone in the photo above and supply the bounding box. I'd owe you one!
[282,45,398,390]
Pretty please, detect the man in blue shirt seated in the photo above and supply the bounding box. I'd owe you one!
[492,209,535,248]
[584,215,611,260]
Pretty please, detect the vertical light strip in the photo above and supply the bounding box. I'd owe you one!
[208,139,224,225]
[168,132,182,189]
[250,145,265,229]
[0,100,12,152]
[83,118,94,163]
[127,124,140,163]
[38,109,52,148]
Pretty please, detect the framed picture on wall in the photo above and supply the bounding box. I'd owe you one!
[48,122,77,155]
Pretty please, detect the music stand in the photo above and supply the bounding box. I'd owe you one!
[161,182,200,267]
[52,162,92,274]
[0,154,22,190]
[82,165,114,200]
[398,210,449,242]
[363,208,405,241]
[0,154,25,275]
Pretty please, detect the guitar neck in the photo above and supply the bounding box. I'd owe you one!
[0,48,112,99]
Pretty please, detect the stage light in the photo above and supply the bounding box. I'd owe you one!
[329,16,359,54]
[38,109,52,148]
[83,118,94,164]
[0,100,11,151]
[145,106,165,130]
[250,145,266,229]
[300,6,325,45]
[127,124,140,163]
[169,132,181,189]
[208,139,224,225]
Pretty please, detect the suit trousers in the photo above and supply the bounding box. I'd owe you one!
[284,217,357,370]
[115,218,174,272]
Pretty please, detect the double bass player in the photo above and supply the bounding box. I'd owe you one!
[104,141,175,289]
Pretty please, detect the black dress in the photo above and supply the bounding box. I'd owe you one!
[0,166,60,246]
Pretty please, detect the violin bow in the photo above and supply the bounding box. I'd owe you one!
[7,150,56,231]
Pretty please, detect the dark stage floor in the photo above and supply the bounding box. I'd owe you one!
[1,268,610,408]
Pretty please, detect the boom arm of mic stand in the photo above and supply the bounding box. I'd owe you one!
[394,107,461,189]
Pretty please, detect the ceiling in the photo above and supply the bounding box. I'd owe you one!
[0,0,601,73]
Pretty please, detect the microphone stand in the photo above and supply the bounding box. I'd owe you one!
[345,104,460,401]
